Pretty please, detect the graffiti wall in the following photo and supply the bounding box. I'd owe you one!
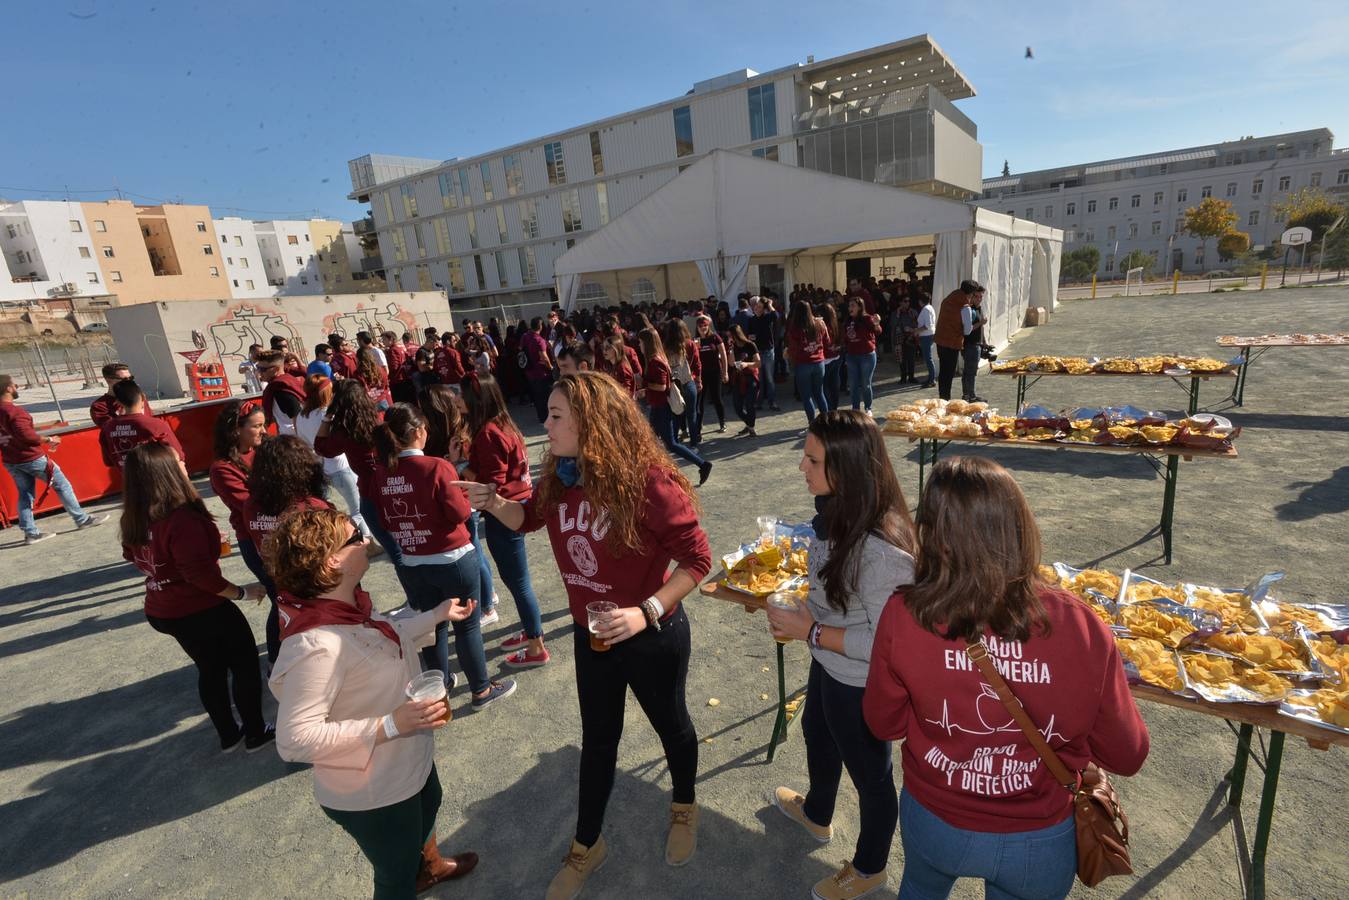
[107,292,453,400]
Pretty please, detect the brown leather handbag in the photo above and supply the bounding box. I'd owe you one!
[966,641,1133,887]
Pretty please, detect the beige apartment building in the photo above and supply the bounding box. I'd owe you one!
[79,200,227,304]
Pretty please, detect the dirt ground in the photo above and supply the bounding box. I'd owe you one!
[2,285,1347,899]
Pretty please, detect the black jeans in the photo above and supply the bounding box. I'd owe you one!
[732,380,757,428]
[801,660,898,877]
[527,375,553,424]
[323,766,442,900]
[936,345,960,400]
[698,371,726,429]
[900,338,917,381]
[572,604,698,847]
[146,601,266,744]
[238,536,280,664]
[961,341,981,400]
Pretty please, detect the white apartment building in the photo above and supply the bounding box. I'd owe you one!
[0,200,103,302]
[976,129,1348,277]
[347,34,982,307]
[254,220,324,294]
[213,217,271,298]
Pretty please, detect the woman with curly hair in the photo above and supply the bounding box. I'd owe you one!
[461,373,548,668]
[660,319,702,446]
[123,442,271,753]
[786,299,830,426]
[419,385,499,626]
[266,508,480,897]
[455,372,711,898]
[356,346,392,412]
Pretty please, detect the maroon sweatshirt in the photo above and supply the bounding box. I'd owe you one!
[123,504,230,619]
[643,358,672,408]
[242,495,333,552]
[520,465,711,624]
[467,421,532,501]
[434,346,466,385]
[90,394,153,428]
[385,342,408,385]
[99,412,184,468]
[787,323,829,365]
[207,449,254,540]
[0,401,45,464]
[331,351,358,379]
[863,586,1150,833]
[315,427,379,499]
[843,315,880,356]
[261,373,305,427]
[373,453,472,555]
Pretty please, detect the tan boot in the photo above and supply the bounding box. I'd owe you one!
[545,835,607,900]
[414,833,477,894]
[665,801,699,866]
[770,787,833,843]
[810,861,887,900]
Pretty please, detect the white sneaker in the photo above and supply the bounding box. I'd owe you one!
[864,409,874,418]
[480,608,500,627]
[25,532,55,545]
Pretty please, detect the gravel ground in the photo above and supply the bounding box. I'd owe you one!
[2,284,1347,899]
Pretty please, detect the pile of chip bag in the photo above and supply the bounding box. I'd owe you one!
[993,354,1237,374]
[1044,564,1349,733]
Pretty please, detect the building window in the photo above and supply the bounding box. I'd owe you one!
[519,199,538,239]
[1274,209,1285,223]
[467,213,479,249]
[1061,202,1073,216]
[1249,210,1259,226]
[495,205,508,243]
[1025,208,1034,220]
[234,235,243,246]
[1338,169,1349,185]
[414,223,427,257]
[576,281,607,304]
[78,246,91,258]
[562,189,583,233]
[589,131,605,176]
[401,184,418,217]
[1128,223,1138,239]
[1200,186,1212,198]
[1310,172,1322,187]
[1044,205,1053,219]
[85,271,98,283]
[544,142,566,185]
[195,221,206,232]
[518,246,537,284]
[1087,199,1097,213]
[390,229,408,262]
[94,219,106,232]
[597,183,609,226]
[1084,228,1095,242]
[446,257,465,293]
[473,255,486,291]
[416,263,433,291]
[300,276,309,285]
[480,161,494,202]
[239,257,248,268]
[1105,255,1114,273]
[494,250,510,289]
[203,244,214,255]
[434,218,451,255]
[1225,182,1237,197]
[751,145,779,161]
[1153,191,1164,205]
[1176,217,1185,232]
[111,270,122,282]
[673,105,694,158]
[1108,197,1119,210]
[458,168,473,204]
[1151,221,1161,235]
[295,255,304,265]
[747,83,777,141]
[70,220,82,232]
[246,279,254,290]
[1106,225,1116,241]
[1277,175,1291,191]
[504,154,524,196]
[102,246,114,258]
[1130,195,1140,208]
[1195,248,1205,267]
[439,173,458,210]
[287,234,299,245]
[233,279,240,288]
[209,266,220,276]
[1251,179,1263,194]
[1177,188,1187,202]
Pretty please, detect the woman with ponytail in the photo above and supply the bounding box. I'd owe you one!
[296,374,372,542]
[372,403,515,709]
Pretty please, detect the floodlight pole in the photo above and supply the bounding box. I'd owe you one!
[1280,247,1290,287]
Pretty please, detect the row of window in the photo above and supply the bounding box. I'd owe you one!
[1018,197,1287,226]
[1068,208,1266,244]
[391,244,544,295]
[995,169,1349,205]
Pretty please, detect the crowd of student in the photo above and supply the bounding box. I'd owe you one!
[0,277,1143,900]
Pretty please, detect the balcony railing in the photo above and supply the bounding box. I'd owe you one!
[360,254,384,272]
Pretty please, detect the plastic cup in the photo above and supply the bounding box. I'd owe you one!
[219,539,232,558]
[586,601,618,653]
[757,515,778,546]
[406,670,451,724]
[766,591,799,644]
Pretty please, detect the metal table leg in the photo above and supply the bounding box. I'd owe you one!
[1016,375,1027,411]
[1188,376,1201,416]
[1248,730,1285,900]
[767,641,787,762]
[1226,722,1254,806]
[1159,455,1180,564]
[917,438,927,498]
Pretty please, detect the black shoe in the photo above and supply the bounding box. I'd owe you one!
[966,395,987,403]
[920,381,935,388]
[697,462,713,486]
[245,724,277,754]
[220,729,246,755]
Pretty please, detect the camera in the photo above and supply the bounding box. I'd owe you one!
[979,343,998,362]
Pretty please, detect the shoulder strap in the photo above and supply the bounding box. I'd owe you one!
[965,641,1077,792]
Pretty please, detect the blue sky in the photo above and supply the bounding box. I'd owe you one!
[8,0,1347,221]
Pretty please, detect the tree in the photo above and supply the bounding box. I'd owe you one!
[1119,250,1154,278]
[1217,231,1250,261]
[1274,188,1346,242]
[1059,246,1100,283]
[1182,198,1239,267]
[1325,224,1349,276]
[1002,160,1011,177]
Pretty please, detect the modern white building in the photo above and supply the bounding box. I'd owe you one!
[346,34,983,308]
[213,217,271,298]
[254,220,325,294]
[976,128,1348,277]
[0,200,103,302]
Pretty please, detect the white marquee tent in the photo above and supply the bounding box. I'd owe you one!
[554,150,1062,350]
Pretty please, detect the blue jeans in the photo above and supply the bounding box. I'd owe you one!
[327,467,369,537]
[847,351,878,411]
[4,456,90,537]
[360,494,414,601]
[757,347,777,406]
[823,357,842,411]
[649,404,708,468]
[238,537,280,663]
[918,335,937,384]
[677,381,701,444]
[399,552,490,694]
[897,789,1077,900]
[483,514,544,640]
[468,511,495,614]
[794,361,827,424]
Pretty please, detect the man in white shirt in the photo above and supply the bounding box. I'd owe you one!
[915,296,937,387]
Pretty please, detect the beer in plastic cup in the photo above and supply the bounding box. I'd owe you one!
[586,601,618,653]
[757,515,778,546]
[219,539,232,558]
[766,591,799,644]
[406,670,451,724]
